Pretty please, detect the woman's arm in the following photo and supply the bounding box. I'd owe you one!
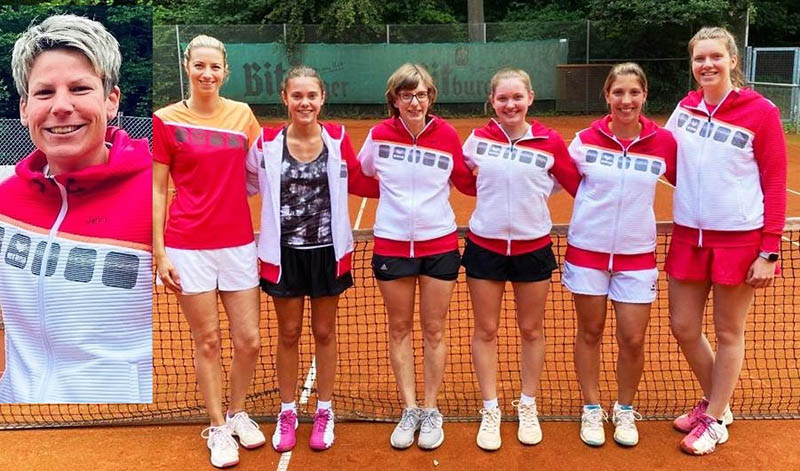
[550,132,582,197]
[342,130,379,198]
[151,116,182,293]
[153,162,181,293]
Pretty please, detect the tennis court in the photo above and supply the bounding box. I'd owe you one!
[1,116,799,471]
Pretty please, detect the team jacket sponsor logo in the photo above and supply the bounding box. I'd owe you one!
[375,141,452,171]
[0,224,141,290]
[674,111,751,149]
[474,139,552,168]
[170,124,248,150]
[583,146,664,176]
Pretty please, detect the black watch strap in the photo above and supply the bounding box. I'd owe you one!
[759,251,779,262]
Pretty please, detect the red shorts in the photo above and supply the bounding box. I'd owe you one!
[665,240,779,285]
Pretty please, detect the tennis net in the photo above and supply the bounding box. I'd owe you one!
[1,220,799,428]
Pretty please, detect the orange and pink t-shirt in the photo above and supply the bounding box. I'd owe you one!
[153,98,261,249]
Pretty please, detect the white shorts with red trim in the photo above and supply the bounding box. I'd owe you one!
[161,242,258,294]
[561,261,658,303]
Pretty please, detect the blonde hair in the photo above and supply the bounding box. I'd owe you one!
[489,67,532,96]
[12,14,121,101]
[183,35,229,83]
[280,65,326,97]
[385,63,438,117]
[688,27,745,88]
[603,62,648,95]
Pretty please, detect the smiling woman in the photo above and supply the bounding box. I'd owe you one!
[0,14,153,404]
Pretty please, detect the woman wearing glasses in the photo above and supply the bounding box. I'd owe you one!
[357,63,476,450]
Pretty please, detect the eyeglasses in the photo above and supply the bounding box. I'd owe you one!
[398,91,429,103]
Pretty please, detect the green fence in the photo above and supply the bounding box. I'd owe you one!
[223,41,567,104]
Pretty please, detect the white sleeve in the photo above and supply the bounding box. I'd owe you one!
[357,129,377,177]
[664,104,682,133]
[461,131,478,170]
[245,133,262,196]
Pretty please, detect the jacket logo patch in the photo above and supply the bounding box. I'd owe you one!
[102,252,141,290]
[475,141,549,168]
[5,234,30,269]
[377,144,451,170]
[340,163,348,178]
[585,149,662,175]
[32,241,59,276]
[676,112,750,149]
[1,229,141,289]
[65,248,97,283]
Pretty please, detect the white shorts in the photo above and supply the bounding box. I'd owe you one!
[561,261,658,303]
[160,242,259,295]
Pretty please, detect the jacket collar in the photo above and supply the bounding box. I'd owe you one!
[486,118,549,143]
[16,126,150,194]
[591,114,658,147]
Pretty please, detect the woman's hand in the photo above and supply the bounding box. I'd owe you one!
[745,256,776,289]
[155,253,182,293]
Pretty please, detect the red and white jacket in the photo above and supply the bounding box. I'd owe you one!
[358,115,476,257]
[246,122,378,283]
[463,119,580,255]
[665,88,786,252]
[567,115,677,271]
[0,127,152,403]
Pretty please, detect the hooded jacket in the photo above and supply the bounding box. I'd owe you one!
[358,115,476,257]
[566,115,677,271]
[463,119,581,255]
[665,88,786,252]
[0,127,152,403]
[246,122,378,283]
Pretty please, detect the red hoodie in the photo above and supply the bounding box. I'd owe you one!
[0,127,152,403]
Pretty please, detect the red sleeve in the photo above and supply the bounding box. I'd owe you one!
[548,132,581,197]
[342,131,379,198]
[449,135,477,196]
[754,105,787,253]
[152,114,172,166]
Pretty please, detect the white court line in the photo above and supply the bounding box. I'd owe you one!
[353,197,368,230]
[276,451,293,471]
[299,357,317,405]
[658,178,675,189]
[788,188,800,196]
[784,236,800,248]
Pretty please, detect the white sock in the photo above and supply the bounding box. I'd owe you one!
[519,393,535,405]
[281,401,296,413]
[483,398,499,410]
[317,399,332,412]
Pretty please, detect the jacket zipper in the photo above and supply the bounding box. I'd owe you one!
[684,89,734,247]
[494,120,540,256]
[596,127,653,271]
[399,118,435,258]
[38,177,69,401]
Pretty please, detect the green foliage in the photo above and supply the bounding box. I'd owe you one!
[0,4,151,118]
[502,2,586,22]
[750,0,800,46]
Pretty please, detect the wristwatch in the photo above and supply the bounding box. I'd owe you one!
[759,251,779,262]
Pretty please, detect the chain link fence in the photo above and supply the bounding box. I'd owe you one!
[155,21,750,116]
[746,47,800,130]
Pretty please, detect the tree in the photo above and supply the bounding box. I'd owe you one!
[0,4,152,117]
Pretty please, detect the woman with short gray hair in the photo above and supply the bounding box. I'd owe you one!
[0,14,153,403]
